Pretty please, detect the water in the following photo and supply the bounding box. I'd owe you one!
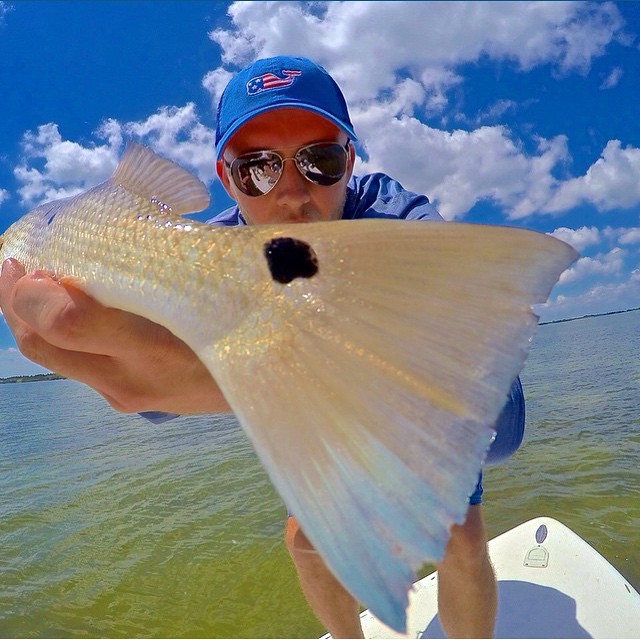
[0,311,638,638]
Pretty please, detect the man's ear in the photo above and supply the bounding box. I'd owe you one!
[346,141,356,181]
[216,159,226,182]
[216,159,233,196]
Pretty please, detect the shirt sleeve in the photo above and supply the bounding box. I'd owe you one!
[345,173,444,221]
[205,205,246,226]
[138,411,181,424]
[485,377,526,464]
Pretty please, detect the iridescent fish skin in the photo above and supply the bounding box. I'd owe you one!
[0,143,578,632]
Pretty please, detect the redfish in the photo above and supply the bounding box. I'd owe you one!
[0,143,577,632]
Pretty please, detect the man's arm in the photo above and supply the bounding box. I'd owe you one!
[0,258,231,415]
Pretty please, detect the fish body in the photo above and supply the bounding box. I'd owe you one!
[0,143,578,632]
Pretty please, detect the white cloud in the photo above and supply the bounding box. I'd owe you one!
[202,1,628,220]
[559,247,625,284]
[369,131,640,221]
[600,66,623,89]
[353,107,569,220]
[10,1,634,227]
[0,2,12,24]
[549,226,601,252]
[619,228,640,245]
[542,271,640,321]
[122,103,216,183]
[202,67,234,111]
[543,140,640,213]
[0,188,9,207]
[545,227,640,320]
[472,100,519,126]
[207,1,624,103]
[14,105,216,209]
[14,123,120,208]
[352,102,640,222]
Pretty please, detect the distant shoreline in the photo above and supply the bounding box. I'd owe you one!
[540,306,640,326]
[1,308,638,382]
[0,373,66,384]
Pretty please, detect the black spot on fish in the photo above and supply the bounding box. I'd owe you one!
[264,237,319,284]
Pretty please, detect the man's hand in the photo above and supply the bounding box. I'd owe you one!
[0,258,231,415]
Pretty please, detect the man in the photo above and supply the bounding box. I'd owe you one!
[0,56,524,638]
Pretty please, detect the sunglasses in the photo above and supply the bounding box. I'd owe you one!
[225,141,350,197]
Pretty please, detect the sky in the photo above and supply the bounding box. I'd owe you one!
[0,0,639,376]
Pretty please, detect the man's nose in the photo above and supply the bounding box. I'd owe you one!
[274,160,312,207]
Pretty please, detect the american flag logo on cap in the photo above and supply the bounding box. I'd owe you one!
[246,69,302,96]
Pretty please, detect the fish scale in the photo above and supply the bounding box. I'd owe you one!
[0,142,578,632]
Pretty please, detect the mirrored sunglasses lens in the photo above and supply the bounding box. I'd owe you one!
[231,152,283,196]
[296,143,347,186]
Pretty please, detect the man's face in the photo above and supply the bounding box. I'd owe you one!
[218,108,355,225]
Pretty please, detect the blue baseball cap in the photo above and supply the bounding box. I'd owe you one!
[215,56,357,160]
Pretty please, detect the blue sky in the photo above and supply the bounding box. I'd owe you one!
[1,1,639,376]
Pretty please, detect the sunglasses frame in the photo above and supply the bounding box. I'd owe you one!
[225,140,351,197]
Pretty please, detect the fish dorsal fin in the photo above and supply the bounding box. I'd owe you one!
[111,142,210,215]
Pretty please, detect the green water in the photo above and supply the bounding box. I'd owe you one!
[1,310,638,638]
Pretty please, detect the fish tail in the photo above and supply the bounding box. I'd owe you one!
[195,220,577,632]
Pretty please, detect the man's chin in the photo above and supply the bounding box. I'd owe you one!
[279,214,319,224]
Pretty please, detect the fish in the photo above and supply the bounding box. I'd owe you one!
[0,142,578,632]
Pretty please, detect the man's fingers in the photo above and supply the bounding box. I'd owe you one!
[8,271,106,352]
[0,262,116,387]
[4,268,159,358]
[0,259,38,353]
[0,258,27,327]
[0,260,224,414]
[0,258,26,286]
